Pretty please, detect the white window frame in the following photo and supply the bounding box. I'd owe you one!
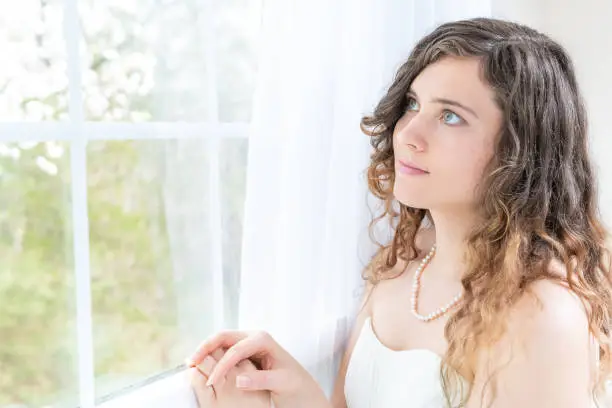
[0,0,249,406]
[96,370,199,408]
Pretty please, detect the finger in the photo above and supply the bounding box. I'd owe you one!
[207,332,274,386]
[189,331,249,365]
[210,348,225,362]
[235,369,292,392]
[195,355,217,378]
[207,349,227,387]
[190,366,208,386]
[237,358,257,372]
[189,368,215,404]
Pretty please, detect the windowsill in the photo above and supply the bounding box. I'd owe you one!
[98,370,198,408]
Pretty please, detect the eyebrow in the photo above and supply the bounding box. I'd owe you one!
[406,88,479,119]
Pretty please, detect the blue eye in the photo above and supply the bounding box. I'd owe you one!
[441,110,463,125]
[405,97,419,112]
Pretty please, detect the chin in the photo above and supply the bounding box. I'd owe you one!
[393,183,430,210]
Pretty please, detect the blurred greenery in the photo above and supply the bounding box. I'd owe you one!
[0,0,258,406]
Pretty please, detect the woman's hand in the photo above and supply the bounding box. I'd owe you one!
[187,331,331,408]
[190,348,270,408]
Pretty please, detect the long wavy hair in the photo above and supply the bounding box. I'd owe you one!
[361,17,612,406]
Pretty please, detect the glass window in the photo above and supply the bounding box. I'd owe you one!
[0,0,260,406]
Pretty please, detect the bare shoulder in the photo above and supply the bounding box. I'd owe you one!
[468,278,595,408]
[512,279,589,338]
[483,278,591,368]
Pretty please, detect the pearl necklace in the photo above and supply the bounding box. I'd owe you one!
[411,244,463,322]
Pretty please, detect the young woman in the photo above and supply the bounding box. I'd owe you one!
[187,17,612,407]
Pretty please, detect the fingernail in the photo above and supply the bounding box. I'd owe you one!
[236,375,251,388]
[185,358,195,367]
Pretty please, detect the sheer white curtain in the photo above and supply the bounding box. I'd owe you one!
[238,0,492,395]
[98,1,494,406]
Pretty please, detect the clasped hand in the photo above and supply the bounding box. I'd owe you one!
[188,330,331,408]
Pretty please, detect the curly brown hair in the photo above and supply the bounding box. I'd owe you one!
[360,17,612,406]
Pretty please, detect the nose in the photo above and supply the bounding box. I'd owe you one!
[395,113,429,152]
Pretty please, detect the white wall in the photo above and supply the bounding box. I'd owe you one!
[493,0,612,229]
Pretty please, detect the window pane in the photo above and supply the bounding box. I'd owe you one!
[0,141,76,406]
[79,0,261,122]
[80,0,210,122]
[0,0,68,121]
[88,137,247,398]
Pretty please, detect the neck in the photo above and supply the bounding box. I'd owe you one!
[426,207,479,280]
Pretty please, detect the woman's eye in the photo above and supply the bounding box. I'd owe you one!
[441,110,464,125]
[405,97,419,112]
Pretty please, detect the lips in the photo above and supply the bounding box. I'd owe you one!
[397,159,429,175]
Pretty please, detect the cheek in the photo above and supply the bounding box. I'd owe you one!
[440,142,493,190]
[391,124,402,150]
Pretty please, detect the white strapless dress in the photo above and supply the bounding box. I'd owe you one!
[344,317,605,408]
[344,317,466,408]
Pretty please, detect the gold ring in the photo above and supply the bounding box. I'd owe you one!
[195,364,209,380]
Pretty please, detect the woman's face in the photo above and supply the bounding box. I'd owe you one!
[392,56,503,213]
